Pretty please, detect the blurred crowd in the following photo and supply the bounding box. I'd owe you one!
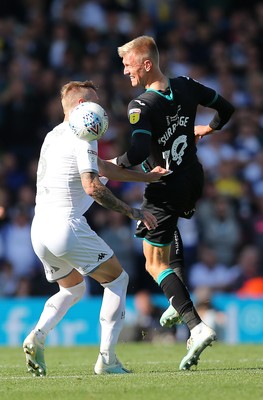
[1,0,263,307]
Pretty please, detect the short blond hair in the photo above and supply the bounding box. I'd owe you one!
[61,80,97,101]
[118,36,159,64]
[60,80,98,114]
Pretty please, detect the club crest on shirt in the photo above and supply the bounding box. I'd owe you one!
[129,108,141,124]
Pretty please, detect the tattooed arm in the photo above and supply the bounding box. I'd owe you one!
[81,171,157,230]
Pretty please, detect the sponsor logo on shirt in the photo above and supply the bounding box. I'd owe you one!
[129,108,141,124]
[134,100,145,106]
[87,149,97,155]
[87,149,97,163]
[159,105,189,146]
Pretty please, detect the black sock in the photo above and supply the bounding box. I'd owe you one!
[160,273,201,330]
[170,228,186,285]
[173,265,185,285]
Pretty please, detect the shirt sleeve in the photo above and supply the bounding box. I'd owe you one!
[116,132,152,168]
[185,77,235,130]
[207,94,235,130]
[75,139,99,174]
[116,99,152,168]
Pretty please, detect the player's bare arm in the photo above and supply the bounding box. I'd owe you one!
[194,125,215,143]
[81,171,157,230]
[98,158,169,183]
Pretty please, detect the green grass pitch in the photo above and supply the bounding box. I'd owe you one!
[0,342,262,400]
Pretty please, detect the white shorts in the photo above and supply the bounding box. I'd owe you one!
[31,215,113,282]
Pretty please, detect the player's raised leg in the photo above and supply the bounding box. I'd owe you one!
[160,228,186,328]
[144,241,216,370]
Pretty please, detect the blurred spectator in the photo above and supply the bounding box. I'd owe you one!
[1,203,40,280]
[0,152,27,197]
[98,209,137,293]
[196,179,219,222]
[48,22,71,70]
[0,259,18,296]
[214,157,243,200]
[17,185,36,217]
[177,215,199,276]
[193,286,226,341]
[15,276,32,297]
[242,150,263,191]
[237,276,263,298]
[188,245,240,293]
[0,187,10,226]
[76,0,107,31]
[129,289,177,343]
[234,119,263,166]
[0,77,40,157]
[233,245,263,297]
[197,132,236,180]
[198,194,242,266]
[249,190,263,265]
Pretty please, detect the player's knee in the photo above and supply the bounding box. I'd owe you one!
[102,269,129,290]
[59,280,86,304]
[115,270,129,289]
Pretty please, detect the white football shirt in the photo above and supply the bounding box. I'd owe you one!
[35,121,106,219]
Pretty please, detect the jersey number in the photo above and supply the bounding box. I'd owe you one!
[162,135,187,167]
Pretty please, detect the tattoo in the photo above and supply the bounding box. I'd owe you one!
[82,172,132,217]
[94,186,131,214]
[130,208,144,220]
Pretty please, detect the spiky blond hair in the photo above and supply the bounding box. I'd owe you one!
[118,36,159,64]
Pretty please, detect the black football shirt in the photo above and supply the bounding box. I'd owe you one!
[117,76,233,173]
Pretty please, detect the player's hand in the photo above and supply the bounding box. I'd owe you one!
[194,125,214,143]
[129,208,157,230]
[146,166,172,182]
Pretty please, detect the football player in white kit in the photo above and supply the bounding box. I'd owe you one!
[23,80,168,376]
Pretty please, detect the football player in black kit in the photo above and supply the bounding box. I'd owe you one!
[111,36,235,370]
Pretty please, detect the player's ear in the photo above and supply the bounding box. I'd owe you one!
[144,60,152,72]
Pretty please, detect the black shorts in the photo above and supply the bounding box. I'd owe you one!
[135,161,204,245]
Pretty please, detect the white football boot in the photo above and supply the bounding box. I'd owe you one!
[23,330,46,377]
[160,304,184,327]
[179,322,216,370]
[94,353,131,375]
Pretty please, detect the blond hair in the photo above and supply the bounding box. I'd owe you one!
[61,80,98,111]
[118,36,159,64]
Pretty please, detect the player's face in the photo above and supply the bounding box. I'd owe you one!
[122,53,147,88]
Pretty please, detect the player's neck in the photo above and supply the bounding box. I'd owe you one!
[145,72,169,91]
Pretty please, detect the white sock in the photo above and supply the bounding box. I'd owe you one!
[35,281,86,338]
[99,270,129,363]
